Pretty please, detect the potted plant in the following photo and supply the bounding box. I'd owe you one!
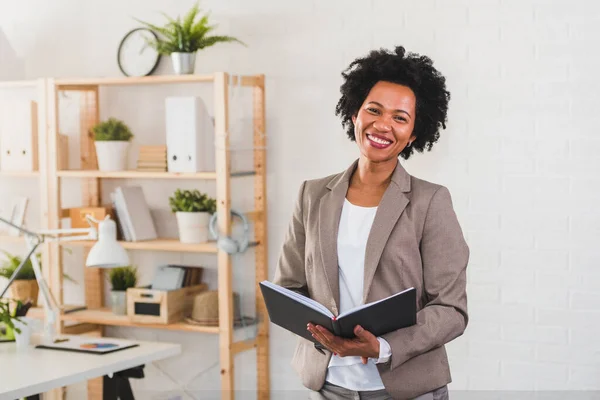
[108,266,138,315]
[169,189,216,243]
[0,299,29,348]
[135,2,245,74]
[0,251,41,307]
[92,118,134,172]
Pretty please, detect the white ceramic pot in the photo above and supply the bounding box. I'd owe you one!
[176,211,210,243]
[13,318,32,350]
[171,52,196,75]
[111,291,127,315]
[95,141,129,171]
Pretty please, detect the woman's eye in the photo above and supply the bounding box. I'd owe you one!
[394,116,406,122]
[367,107,379,114]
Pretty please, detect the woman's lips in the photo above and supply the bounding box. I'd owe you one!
[366,133,393,149]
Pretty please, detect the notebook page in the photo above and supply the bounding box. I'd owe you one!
[338,287,415,318]
[260,281,333,318]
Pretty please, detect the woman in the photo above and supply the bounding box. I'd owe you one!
[273,45,469,400]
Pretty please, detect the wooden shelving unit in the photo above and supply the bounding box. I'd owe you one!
[0,73,270,400]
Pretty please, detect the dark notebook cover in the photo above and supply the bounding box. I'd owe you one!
[259,281,416,343]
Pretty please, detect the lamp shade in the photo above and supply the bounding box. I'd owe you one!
[85,217,129,268]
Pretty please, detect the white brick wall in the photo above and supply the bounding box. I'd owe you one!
[1,0,599,397]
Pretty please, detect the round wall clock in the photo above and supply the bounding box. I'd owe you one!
[117,28,161,77]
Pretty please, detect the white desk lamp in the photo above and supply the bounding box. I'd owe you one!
[0,214,129,341]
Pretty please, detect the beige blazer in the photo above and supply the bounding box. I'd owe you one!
[273,159,469,400]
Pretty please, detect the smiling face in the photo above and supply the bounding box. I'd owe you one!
[352,81,417,164]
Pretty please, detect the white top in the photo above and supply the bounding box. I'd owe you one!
[0,335,180,400]
[325,199,392,391]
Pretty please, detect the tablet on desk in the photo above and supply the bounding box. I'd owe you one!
[36,336,139,355]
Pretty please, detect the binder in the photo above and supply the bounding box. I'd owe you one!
[259,281,416,344]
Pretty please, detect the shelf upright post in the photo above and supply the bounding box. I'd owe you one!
[253,74,270,399]
[78,84,105,400]
[214,72,235,399]
[40,78,65,400]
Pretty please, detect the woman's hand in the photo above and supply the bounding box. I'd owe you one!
[307,323,380,364]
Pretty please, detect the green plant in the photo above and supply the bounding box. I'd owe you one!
[0,250,40,280]
[108,266,138,291]
[169,189,216,213]
[0,299,23,334]
[92,118,134,142]
[0,250,76,283]
[135,2,245,55]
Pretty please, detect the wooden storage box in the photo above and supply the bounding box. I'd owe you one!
[126,283,207,324]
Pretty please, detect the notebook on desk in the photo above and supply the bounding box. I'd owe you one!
[36,336,139,355]
[259,280,417,343]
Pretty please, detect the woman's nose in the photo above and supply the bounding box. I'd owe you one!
[372,117,392,132]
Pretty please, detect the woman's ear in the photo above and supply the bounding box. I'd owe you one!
[351,114,357,125]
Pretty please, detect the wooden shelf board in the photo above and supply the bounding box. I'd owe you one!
[57,170,255,179]
[0,171,39,177]
[60,308,220,333]
[60,238,218,253]
[55,74,215,88]
[54,74,261,89]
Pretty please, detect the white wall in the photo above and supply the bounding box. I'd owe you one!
[1,0,599,398]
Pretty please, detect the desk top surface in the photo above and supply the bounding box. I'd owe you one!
[0,336,181,400]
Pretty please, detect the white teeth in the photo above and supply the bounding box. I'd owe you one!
[368,134,391,145]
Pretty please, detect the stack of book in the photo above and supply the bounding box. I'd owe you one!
[136,145,167,172]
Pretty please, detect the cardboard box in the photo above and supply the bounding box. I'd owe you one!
[127,283,208,324]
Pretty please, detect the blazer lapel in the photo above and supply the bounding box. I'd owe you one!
[318,160,357,313]
[363,161,411,303]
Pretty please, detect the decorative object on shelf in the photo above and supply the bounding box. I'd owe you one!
[135,2,245,74]
[136,145,167,172]
[108,266,138,315]
[169,189,216,244]
[117,27,161,77]
[209,209,250,254]
[0,214,129,342]
[185,290,254,327]
[165,96,215,172]
[112,185,158,242]
[0,250,41,307]
[0,100,38,172]
[91,117,134,172]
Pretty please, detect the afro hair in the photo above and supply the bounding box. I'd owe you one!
[335,45,450,160]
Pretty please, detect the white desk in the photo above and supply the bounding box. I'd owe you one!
[0,336,181,400]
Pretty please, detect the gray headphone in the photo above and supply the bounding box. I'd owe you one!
[209,210,249,254]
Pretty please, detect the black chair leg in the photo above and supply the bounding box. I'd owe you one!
[102,365,145,400]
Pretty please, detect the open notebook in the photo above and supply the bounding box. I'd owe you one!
[259,280,416,342]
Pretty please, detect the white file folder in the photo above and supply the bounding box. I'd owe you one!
[165,96,215,173]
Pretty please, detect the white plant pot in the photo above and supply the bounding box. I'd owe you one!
[13,318,32,350]
[95,141,129,171]
[171,52,196,75]
[176,211,210,243]
[111,291,127,315]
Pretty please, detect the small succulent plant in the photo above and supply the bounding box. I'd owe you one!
[169,189,216,213]
[92,118,134,141]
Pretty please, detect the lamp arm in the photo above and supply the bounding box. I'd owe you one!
[0,215,41,241]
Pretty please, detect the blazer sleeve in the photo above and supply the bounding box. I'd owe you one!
[381,186,469,370]
[272,180,309,297]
